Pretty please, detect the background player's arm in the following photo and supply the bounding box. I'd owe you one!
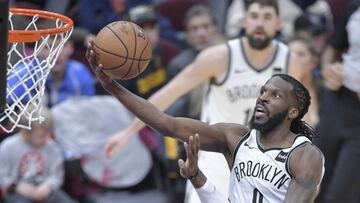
[124,44,228,132]
[94,42,229,156]
[103,79,233,152]
[86,42,237,153]
[283,144,324,203]
[288,52,306,85]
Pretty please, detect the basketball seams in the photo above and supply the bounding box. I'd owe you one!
[103,24,129,78]
[94,21,152,79]
[137,34,150,74]
[93,43,150,64]
[121,22,138,79]
[93,43,127,69]
[105,24,129,60]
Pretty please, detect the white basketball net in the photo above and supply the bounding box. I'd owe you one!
[0,10,73,133]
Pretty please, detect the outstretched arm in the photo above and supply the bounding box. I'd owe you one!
[86,40,229,156]
[284,144,324,203]
[87,47,230,152]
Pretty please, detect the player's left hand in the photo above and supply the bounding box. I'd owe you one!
[178,134,200,179]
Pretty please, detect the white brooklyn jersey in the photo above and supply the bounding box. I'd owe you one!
[186,39,290,203]
[201,38,290,125]
[229,130,311,203]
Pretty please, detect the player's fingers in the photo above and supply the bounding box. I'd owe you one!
[88,38,95,45]
[184,141,191,159]
[195,133,200,153]
[88,50,97,70]
[185,141,196,167]
[189,137,198,166]
[190,134,197,156]
[178,159,185,169]
[177,159,187,178]
[95,64,103,73]
[85,43,90,59]
[188,136,195,158]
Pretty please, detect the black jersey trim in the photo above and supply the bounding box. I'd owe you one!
[212,42,232,86]
[240,39,279,73]
[285,141,312,178]
[231,130,251,168]
[256,134,304,153]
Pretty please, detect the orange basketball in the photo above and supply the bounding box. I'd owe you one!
[93,21,152,80]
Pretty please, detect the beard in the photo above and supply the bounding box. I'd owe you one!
[249,108,289,134]
[247,34,273,50]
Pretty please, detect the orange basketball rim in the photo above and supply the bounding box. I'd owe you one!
[8,8,73,43]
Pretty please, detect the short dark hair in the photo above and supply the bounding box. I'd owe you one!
[288,35,318,57]
[272,74,315,140]
[245,0,279,16]
[183,4,217,30]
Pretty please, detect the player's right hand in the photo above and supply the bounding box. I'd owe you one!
[86,40,112,88]
[322,62,343,91]
[104,130,133,159]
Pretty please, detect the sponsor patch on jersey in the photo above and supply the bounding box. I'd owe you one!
[275,151,289,163]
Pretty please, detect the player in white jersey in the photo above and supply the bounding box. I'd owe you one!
[228,130,315,202]
[202,38,289,125]
[87,58,325,203]
[190,38,289,202]
[87,0,314,201]
[176,75,324,203]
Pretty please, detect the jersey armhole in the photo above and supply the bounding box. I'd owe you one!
[285,141,312,178]
[211,42,231,86]
[230,130,251,168]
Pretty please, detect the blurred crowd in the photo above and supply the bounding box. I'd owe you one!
[0,0,359,203]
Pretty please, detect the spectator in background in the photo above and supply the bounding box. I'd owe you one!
[77,0,181,46]
[43,37,95,107]
[0,107,75,203]
[293,12,332,104]
[294,12,331,55]
[97,5,180,99]
[315,0,360,202]
[167,4,224,119]
[288,36,319,127]
[51,96,164,203]
[77,0,127,35]
[225,0,332,40]
[164,5,225,202]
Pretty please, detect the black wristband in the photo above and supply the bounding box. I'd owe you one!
[188,168,200,181]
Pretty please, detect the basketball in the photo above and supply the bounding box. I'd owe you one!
[93,21,152,80]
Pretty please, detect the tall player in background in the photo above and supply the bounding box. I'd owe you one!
[91,0,312,201]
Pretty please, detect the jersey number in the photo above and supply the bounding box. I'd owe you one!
[252,188,264,203]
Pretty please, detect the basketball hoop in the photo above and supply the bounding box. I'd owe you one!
[0,8,73,133]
